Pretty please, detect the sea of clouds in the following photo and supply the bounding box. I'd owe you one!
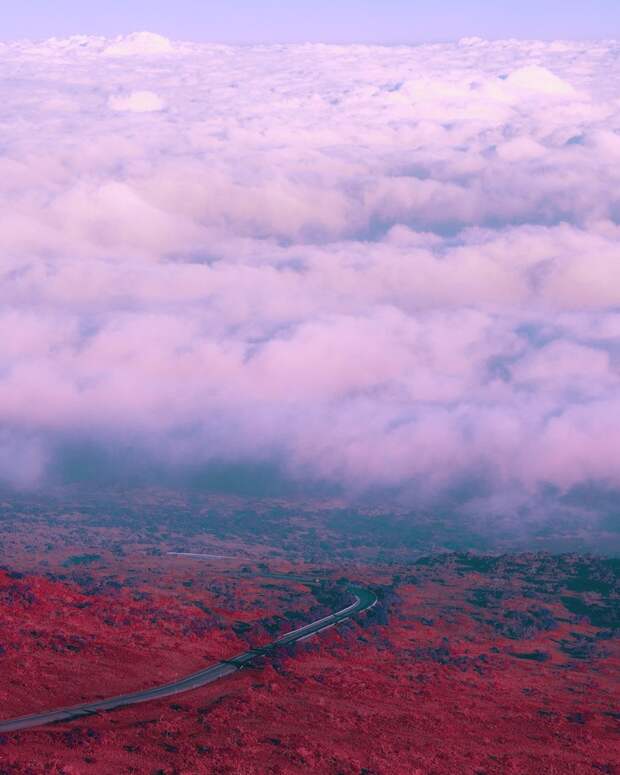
[0,32,619,514]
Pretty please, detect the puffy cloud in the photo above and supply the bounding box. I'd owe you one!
[0,33,619,511]
[503,65,577,96]
[108,90,166,112]
[103,32,174,57]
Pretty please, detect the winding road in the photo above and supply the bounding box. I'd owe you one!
[0,559,377,733]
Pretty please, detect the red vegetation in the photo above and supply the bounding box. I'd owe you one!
[0,493,618,774]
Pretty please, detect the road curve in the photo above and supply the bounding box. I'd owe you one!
[0,569,377,733]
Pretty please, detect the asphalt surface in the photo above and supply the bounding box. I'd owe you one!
[0,568,377,733]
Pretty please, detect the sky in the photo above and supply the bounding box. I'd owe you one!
[3,0,620,43]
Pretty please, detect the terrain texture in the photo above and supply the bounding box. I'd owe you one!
[0,489,618,774]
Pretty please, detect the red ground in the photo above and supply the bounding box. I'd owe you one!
[0,493,618,774]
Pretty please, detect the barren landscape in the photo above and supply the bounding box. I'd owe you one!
[0,488,617,774]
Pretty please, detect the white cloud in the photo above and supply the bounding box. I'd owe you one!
[504,65,577,96]
[103,31,174,56]
[108,90,166,112]
[0,34,619,503]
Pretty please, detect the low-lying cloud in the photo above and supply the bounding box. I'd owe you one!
[0,33,619,510]
[108,90,166,113]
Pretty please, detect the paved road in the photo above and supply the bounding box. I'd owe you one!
[0,568,377,733]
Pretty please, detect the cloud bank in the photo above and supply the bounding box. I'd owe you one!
[1,33,619,508]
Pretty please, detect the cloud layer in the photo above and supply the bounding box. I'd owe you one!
[1,33,619,503]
